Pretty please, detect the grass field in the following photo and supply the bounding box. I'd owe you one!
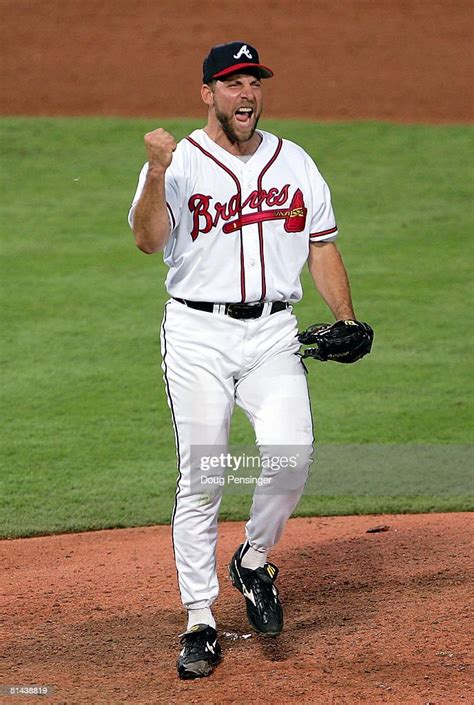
[1,117,472,538]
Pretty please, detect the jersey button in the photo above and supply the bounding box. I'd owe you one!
[250,259,256,267]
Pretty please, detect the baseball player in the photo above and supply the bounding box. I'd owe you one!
[128,41,373,679]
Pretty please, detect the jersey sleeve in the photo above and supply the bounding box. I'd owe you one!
[127,162,149,228]
[305,156,338,243]
[127,155,184,232]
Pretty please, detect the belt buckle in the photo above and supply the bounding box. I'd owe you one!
[226,302,264,319]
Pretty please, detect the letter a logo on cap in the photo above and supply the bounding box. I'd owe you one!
[233,44,253,60]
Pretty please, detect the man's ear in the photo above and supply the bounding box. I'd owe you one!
[201,83,214,107]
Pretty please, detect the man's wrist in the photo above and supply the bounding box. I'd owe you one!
[147,163,167,178]
[334,308,355,321]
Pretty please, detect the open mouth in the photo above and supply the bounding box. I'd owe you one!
[234,107,254,124]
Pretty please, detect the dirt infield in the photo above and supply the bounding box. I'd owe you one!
[1,0,472,122]
[2,514,472,704]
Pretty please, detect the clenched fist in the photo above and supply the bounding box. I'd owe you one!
[144,128,177,171]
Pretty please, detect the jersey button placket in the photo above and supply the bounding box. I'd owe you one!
[240,170,262,302]
[241,223,261,301]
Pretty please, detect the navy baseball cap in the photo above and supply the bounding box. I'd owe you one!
[203,41,273,84]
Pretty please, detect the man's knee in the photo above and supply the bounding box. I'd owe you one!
[258,443,313,493]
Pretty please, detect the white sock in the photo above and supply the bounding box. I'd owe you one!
[187,607,216,631]
[241,542,268,570]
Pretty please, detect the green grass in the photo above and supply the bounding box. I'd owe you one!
[1,117,472,538]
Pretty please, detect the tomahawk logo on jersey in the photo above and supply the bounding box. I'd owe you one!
[129,128,338,304]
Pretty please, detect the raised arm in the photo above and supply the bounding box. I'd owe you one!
[307,241,355,320]
[132,128,177,254]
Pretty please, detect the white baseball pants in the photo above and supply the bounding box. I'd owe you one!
[161,298,314,609]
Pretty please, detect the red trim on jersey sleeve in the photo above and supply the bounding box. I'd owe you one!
[186,137,246,302]
[309,225,338,239]
[256,138,283,301]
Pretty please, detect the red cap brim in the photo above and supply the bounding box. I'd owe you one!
[212,63,274,80]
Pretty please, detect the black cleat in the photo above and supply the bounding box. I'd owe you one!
[229,543,283,636]
[177,624,221,679]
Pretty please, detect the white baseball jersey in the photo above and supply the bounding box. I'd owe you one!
[129,128,338,303]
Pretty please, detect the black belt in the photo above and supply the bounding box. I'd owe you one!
[173,298,289,320]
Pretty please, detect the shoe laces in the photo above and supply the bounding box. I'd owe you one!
[248,567,279,610]
[179,627,214,657]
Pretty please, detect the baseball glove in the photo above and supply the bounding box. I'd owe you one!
[298,319,374,363]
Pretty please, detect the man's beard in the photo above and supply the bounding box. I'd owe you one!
[215,108,260,144]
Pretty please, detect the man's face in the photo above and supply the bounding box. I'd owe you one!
[207,73,263,144]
